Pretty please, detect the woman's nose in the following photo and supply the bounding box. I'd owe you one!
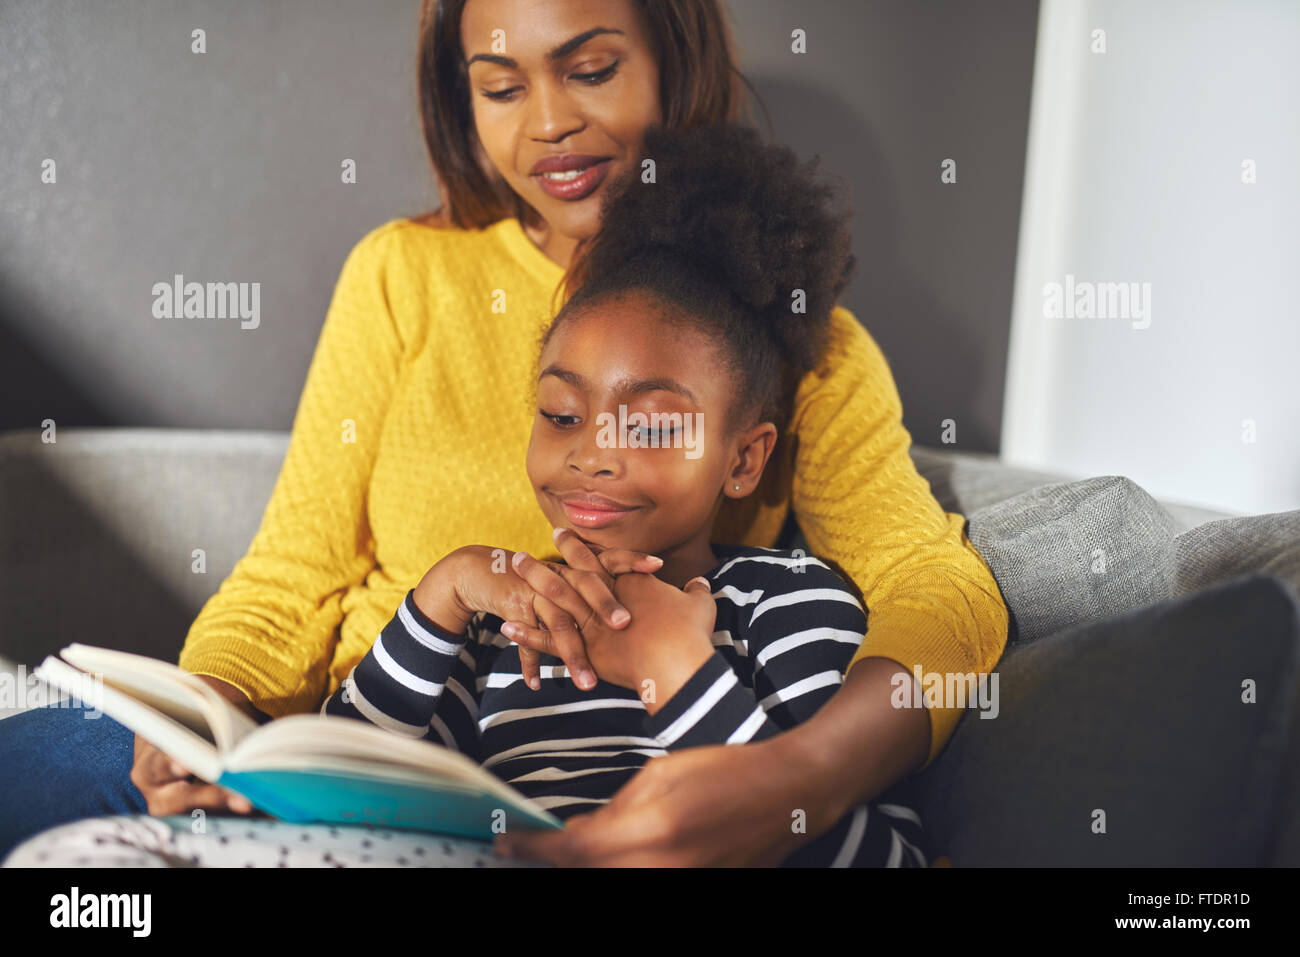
[526,77,584,144]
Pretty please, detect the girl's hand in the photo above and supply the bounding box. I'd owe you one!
[506,528,666,689]
[424,535,661,691]
[503,566,717,706]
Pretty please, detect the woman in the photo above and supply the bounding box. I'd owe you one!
[0,0,1008,866]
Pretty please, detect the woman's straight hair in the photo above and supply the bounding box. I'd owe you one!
[413,0,762,231]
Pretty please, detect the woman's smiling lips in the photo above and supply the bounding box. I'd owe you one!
[529,154,613,202]
[554,491,640,528]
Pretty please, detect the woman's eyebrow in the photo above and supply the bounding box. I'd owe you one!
[539,366,698,404]
[465,26,625,69]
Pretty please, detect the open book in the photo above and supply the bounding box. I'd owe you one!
[34,644,562,841]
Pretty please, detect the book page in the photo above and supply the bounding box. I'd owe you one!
[33,656,223,782]
[59,643,258,751]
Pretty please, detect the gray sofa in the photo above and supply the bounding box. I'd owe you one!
[2,427,1297,866]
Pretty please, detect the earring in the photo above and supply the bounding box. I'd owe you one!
[733,484,741,491]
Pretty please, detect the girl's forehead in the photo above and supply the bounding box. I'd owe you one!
[537,311,724,404]
[543,306,712,369]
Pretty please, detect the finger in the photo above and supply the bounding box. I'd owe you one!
[552,527,663,577]
[503,595,597,691]
[494,815,600,866]
[501,619,549,650]
[148,780,244,817]
[683,575,714,597]
[533,596,600,691]
[543,561,631,630]
[683,575,719,630]
[510,550,605,632]
[136,741,253,813]
[496,804,671,866]
[141,746,190,787]
[533,595,598,690]
[517,643,543,691]
[597,549,665,576]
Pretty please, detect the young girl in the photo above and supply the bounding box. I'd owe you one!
[323,123,927,867]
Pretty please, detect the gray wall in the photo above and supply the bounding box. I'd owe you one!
[0,0,1038,453]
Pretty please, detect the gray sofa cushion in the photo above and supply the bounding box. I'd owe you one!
[1175,509,1300,598]
[0,428,287,668]
[967,475,1180,646]
[912,572,1300,866]
[909,445,1076,517]
[909,445,1238,533]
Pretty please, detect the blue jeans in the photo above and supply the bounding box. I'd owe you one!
[0,706,146,859]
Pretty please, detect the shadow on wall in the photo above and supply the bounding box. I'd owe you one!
[751,75,1000,452]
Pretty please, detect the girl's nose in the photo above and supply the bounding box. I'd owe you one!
[567,422,622,479]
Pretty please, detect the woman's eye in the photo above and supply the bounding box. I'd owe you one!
[541,411,579,428]
[480,62,617,103]
[481,86,520,102]
[572,61,618,85]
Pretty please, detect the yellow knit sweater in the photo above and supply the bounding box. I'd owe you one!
[177,216,1009,770]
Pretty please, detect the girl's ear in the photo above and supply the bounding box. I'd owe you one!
[727,421,779,497]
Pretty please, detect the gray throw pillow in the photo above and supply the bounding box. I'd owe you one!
[966,475,1179,645]
[912,572,1300,866]
[1175,509,1300,599]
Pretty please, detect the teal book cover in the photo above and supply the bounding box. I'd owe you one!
[217,768,563,842]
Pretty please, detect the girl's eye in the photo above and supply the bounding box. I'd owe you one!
[572,61,618,85]
[630,424,680,442]
[541,411,579,428]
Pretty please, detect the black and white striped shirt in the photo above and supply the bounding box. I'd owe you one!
[322,543,927,867]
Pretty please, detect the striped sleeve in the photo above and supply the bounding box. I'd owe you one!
[641,555,868,749]
[641,650,784,749]
[782,800,929,868]
[642,555,931,867]
[320,588,484,761]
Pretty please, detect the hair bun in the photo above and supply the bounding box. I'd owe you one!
[577,122,855,376]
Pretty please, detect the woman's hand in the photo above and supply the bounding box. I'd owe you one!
[490,656,930,866]
[422,532,662,691]
[492,733,825,866]
[131,675,266,817]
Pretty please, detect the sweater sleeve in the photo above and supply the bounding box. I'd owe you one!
[788,306,1010,769]
[177,223,406,717]
[321,589,484,761]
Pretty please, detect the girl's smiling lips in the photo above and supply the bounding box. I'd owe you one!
[553,491,640,528]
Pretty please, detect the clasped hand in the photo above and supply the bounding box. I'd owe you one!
[416,529,716,701]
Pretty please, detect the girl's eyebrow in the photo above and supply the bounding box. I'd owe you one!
[539,366,698,404]
[465,26,625,70]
